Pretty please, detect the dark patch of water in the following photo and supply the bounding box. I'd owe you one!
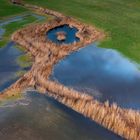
[52,44,140,109]
[47,24,80,44]
[0,91,122,140]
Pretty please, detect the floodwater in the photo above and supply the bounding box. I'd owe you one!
[0,91,122,140]
[52,43,140,109]
[0,15,123,139]
[47,24,80,44]
[0,43,122,140]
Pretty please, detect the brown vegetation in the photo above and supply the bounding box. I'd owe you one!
[56,31,67,41]
[1,3,140,140]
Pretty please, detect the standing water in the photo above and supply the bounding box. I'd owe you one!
[52,43,140,109]
[0,17,122,139]
[0,43,122,140]
[0,42,24,92]
[0,91,122,140]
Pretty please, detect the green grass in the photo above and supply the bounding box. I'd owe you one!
[24,0,140,62]
[17,53,32,68]
[0,92,23,106]
[0,0,27,19]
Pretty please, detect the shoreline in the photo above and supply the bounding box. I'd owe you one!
[0,2,140,140]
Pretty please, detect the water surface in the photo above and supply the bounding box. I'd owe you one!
[52,44,140,109]
[0,14,123,140]
[0,91,122,140]
[0,42,23,92]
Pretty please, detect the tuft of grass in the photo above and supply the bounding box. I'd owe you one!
[0,91,23,106]
[17,53,32,68]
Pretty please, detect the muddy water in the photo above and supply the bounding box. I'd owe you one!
[0,91,122,140]
[52,43,140,109]
[47,24,80,44]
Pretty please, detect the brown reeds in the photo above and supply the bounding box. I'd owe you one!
[36,77,140,140]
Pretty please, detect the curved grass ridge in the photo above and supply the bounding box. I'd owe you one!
[0,3,140,140]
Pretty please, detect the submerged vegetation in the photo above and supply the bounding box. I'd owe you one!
[24,0,140,62]
[0,90,23,106]
[17,53,32,68]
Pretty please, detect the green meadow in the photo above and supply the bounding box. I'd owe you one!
[24,0,140,62]
[0,0,27,19]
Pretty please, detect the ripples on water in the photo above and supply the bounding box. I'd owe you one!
[52,43,140,109]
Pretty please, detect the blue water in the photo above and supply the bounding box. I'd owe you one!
[47,24,80,44]
[0,42,23,92]
[52,43,140,109]
[0,16,123,139]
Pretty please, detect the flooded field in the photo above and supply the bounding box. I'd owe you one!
[0,13,124,139]
[0,41,122,140]
[52,44,140,109]
[0,13,46,91]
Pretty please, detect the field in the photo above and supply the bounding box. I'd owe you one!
[0,0,27,19]
[24,0,140,62]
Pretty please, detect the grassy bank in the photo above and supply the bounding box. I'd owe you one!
[0,0,27,19]
[24,0,140,62]
[17,53,32,68]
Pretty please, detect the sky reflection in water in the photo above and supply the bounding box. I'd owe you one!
[52,44,140,109]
